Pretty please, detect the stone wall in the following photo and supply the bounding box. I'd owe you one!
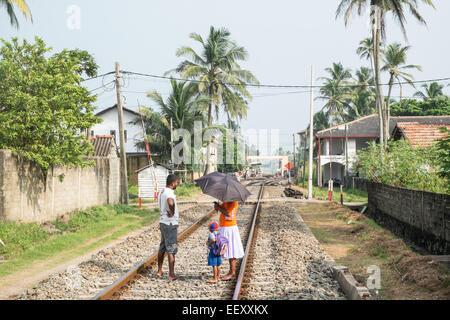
[0,149,120,223]
[343,176,367,192]
[366,181,450,254]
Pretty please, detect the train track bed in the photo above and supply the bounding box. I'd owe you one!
[117,205,256,300]
[239,204,345,300]
[16,205,214,300]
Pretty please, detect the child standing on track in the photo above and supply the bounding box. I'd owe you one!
[206,221,222,283]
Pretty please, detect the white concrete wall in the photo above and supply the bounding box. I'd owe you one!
[92,108,144,153]
[0,150,120,223]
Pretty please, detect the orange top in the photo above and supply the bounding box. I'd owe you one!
[219,202,238,227]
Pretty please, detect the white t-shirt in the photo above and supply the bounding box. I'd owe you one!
[158,187,179,225]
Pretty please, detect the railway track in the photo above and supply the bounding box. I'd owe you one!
[17,178,344,300]
[93,184,265,300]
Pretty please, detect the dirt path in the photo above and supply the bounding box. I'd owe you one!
[0,222,156,299]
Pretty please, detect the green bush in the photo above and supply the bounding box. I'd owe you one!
[0,222,49,258]
[355,140,448,194]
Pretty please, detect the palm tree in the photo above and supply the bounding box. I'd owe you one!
[356,38,383,129]
[317,62,353,123]
[172,26,259,174]
[353,66,375,91]
[382,42,421,139]
[345,67,376,121]
[1,0,32,28]
[337,0,435,147]
[146,79,207,165]
[413,82,445,101]
[313,110,330,132]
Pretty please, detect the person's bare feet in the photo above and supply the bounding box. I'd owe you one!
[168,275,184,281]
[207,278,218,283]
[221,274,234,281]
[156,271,163,277]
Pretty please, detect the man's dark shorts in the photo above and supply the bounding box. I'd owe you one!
[159,223,178,255]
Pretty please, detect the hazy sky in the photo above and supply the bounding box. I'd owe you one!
[1,0,449,151]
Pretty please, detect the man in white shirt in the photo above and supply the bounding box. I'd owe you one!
[156,174,182,281]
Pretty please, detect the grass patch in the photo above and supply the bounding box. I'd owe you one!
[297,202,450,300]
[128,184,139,198]
[309,186,368,203]
[0,205,159,278]
[175,183,201,199]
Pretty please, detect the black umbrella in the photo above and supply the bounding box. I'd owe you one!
[195,172,252,202]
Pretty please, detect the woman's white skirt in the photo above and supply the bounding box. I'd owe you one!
[219,225,244,259]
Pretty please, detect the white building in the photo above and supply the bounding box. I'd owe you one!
[91,104,145,155]
[314,114,450,186]
[136,163,173,199]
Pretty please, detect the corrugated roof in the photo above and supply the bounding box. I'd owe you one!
[90,135,118,157]
[316,115,450,138]
[393,122,450,148]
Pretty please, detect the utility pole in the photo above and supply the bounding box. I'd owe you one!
[302,131,307,188]
[308,65,314,200]
[115,62,129,204]
[292,134,296,169]
[170,117,174,165]
[345,124,349,176]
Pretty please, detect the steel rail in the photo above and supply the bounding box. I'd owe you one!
[232,183,265,300]
[92,209,216,300]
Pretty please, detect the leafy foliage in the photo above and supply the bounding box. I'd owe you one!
[173,26,259,127]
[435,127,450,191]
[355,140,448,194]
[390,97,450,116]
[1,0,32,28]
[0,37,101,175]
[217,129,244,173]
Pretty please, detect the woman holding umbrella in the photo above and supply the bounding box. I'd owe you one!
[195,172,251,281]
[214,201,244,280]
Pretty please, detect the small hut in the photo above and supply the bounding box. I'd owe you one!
[136,163,174,201]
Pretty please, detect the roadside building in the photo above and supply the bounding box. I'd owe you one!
[136,163,174,200]
[392,122,450,148]
[311,114,450,186]
[92,104,153,184]
[89,135,118,158]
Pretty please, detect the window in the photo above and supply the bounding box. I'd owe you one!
[124,130,127,143]
[91,130,94,137]
[110,130,116,137]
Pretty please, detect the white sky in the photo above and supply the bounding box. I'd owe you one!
[1,0,449,152]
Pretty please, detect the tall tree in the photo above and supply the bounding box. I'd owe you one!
[173,26,259,174]
[382,42,421,139]
[1,0,32,28]
[337,0,435,147]
[143,79,207,165]
[356,37,384,140]
[0,37,100,177]
[413,82,445,101]
[317,62,352,123]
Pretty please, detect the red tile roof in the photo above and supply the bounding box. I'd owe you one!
[394,122,450,148]
[90,135,118,157]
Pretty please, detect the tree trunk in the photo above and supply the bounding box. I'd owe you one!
[226,109,232,129]
[372,5,385,147]
[385,73,394,142]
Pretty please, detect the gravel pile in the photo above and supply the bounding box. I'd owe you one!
[240,204,345,300]
[16,205,214,300]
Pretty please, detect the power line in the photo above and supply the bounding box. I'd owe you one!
[81,71,115,82]
[120,70,450,89]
